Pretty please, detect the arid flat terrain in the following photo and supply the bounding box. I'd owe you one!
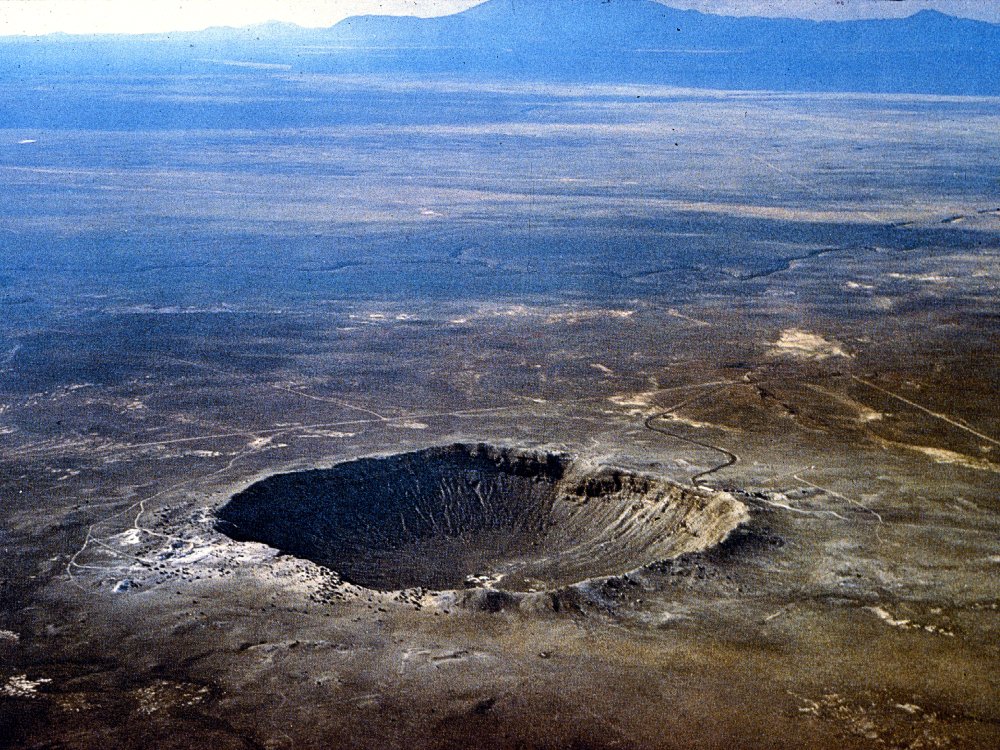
[1,76,998,748]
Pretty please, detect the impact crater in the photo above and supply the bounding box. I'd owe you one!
[216,444,747,592]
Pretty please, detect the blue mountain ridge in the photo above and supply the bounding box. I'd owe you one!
[2,0,999,95]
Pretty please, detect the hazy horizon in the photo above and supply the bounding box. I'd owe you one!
[2,0,999,38]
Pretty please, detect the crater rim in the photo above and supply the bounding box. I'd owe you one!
[215,442,749,594]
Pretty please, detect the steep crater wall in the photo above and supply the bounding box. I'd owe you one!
[216,444,748,592]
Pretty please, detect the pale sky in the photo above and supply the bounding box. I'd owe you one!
[0,0,997,37]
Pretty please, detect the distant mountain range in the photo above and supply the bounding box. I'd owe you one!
[3,0,1000,95]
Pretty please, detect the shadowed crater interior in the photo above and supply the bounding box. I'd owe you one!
[215,443,747,592]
